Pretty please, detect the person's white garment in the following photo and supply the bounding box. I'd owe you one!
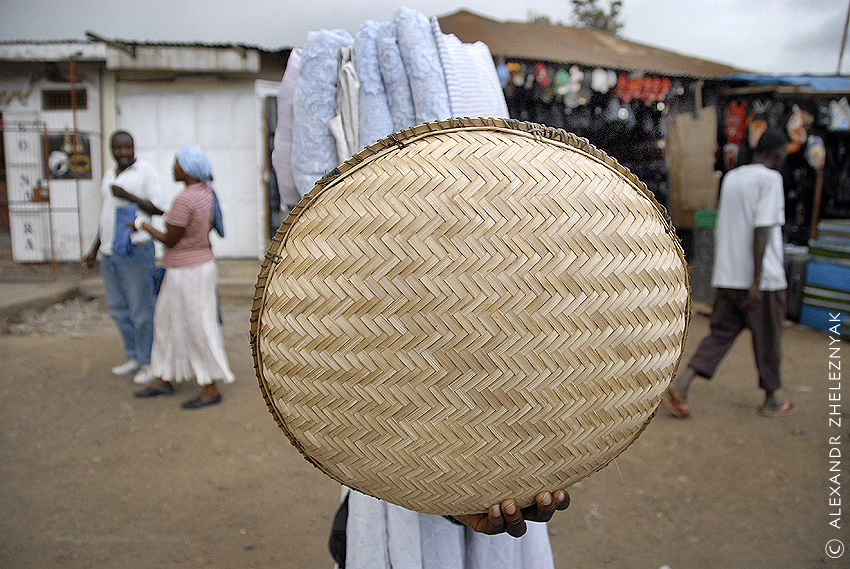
[347,490,422,569]
[346,489,555,569]
[712,163,787,291]
[98,160,163,255]
[272,48,303,209]
[328,45,360,163]
[151,260,235,386]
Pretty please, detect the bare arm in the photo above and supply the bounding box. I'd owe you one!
[135,219,185,249]
[82,233,101,267]
[752,226,769,285]
[112,184,164,217]
[745,226,771,309]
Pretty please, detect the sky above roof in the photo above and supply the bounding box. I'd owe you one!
[1,0,847,75]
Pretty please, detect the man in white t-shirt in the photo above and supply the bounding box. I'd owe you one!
[83,131,164,385]
[664,129,797,418]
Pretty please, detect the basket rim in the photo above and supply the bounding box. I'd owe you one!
[248,116,690,508]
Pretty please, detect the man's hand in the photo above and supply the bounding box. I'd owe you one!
[742,282,762,311]
[453,490,570,537]
[82,250,98,269]
[111,184,164,217]
[111,184,131,200]
[82,237,100,269]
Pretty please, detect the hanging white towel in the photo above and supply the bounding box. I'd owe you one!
[431,18,508,119]
[393,6,451,125]
[377,21,416,132]
[329,45,360,162]
[271,48,302,209]
[354,20,395,150]
[347,490,422,569]
[291,28,353,196]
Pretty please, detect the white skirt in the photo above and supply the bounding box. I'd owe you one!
[151,260,234,386]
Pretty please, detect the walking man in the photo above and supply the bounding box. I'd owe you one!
[665,129,797,418]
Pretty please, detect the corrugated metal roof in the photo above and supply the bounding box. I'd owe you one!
[0,40,107,62]
[0,34,287,55]
[83,32,287,54]
[436,10,747,79]
[0,34,291,73]
[0,39,90,46]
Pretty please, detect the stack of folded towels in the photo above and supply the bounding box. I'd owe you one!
[273,6,509,203]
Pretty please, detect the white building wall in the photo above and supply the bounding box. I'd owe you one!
[1,41,281,262]
[0,59,102,261]
[116,80,265,258]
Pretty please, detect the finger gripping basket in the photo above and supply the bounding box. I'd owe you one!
[250,117,690,515]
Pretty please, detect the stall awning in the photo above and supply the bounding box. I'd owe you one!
[723,73,850,96]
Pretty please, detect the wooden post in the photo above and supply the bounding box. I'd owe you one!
[69,56,85,277]
[809,166,824,242]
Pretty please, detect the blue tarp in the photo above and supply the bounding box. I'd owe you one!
[724,73,850,92]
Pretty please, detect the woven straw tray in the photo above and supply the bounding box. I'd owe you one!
[250,117,690,515]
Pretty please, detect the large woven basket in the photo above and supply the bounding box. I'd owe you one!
[250,117,690,515]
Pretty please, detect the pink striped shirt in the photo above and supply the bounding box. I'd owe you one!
[161,183,216,269]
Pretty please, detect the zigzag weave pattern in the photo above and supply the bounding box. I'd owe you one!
[251,117,690,515]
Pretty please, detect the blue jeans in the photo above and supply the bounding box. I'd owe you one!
[101,241,156,366]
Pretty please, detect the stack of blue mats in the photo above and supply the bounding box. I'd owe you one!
[800,220,850,334]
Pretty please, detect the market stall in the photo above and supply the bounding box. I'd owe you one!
[718,74,850,327]
[719,74,850,245]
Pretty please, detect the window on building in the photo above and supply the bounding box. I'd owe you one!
[42,89,87,110]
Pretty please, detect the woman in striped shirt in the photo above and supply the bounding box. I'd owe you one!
[132,146,234,409]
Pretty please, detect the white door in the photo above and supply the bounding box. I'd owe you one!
[117,87,264,258]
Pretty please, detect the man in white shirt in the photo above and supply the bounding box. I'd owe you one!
[83,131,164,385]
[664,129,797,418]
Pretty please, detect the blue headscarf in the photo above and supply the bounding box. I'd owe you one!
[176,146,213,182]
[175,146,224,237]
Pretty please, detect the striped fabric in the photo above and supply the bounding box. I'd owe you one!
[800,222,850,332]
[431,18,509,119]
[161,183,215,269]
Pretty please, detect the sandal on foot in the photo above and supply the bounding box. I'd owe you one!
[757,400,797,417]
[181,394,222,409]
[663,384,691,419]
[134,382,174,397]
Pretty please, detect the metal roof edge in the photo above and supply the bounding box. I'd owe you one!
[82,32,290,55]
[0,33,292,57]
[0,41,106,61]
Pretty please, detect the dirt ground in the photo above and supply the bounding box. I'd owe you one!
[1,293,848,569]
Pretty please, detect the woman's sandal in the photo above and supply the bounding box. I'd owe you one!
[663,384,691,419]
